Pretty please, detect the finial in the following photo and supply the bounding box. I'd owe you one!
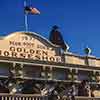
[84,47,91,55]
[52,25,59,30]
[64,42,70,52]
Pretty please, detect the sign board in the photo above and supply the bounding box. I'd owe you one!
[0,32,63,63]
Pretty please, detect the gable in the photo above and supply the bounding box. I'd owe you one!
[0,32,63,63]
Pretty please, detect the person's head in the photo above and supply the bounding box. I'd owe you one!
[81,80,89,85]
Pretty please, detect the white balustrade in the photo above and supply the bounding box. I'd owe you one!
[0,94,48,100]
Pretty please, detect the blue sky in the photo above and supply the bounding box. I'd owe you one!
[0,0,100,57]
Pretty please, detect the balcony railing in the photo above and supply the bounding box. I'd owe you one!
[1,94,100,100]
[0,93,48,100]
[63,96,100,100]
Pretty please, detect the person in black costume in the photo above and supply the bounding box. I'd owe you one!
[78,80,90,96]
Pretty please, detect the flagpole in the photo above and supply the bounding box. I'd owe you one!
[24,0,28,31]
[25,14,28,31]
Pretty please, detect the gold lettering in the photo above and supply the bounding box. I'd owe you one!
[10,47,15,52]
[35,55,41,60]
[49,57,55,62]
[4,51,9,56]
[27,54,33,59]
[36,50,41,55]
[9,41,15,45]
[0,42,62,63]
[42,50,48,56]
[23,48,28,53]
[11,52,17,57]
[9,41,21,46]
[42,56,48,61]
[30,49,35,54]
[56,57,62,63]
[20,53,26,58]
[17,48,22,52]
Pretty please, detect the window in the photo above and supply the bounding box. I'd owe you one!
[0,62,12,76]
[78,70,90,81]
[23,64,41,78]
[52,68,66,80]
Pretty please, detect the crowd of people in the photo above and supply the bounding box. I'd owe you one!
[41,80,96,100]
[0,79,97,100]
[41,80,95,100]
